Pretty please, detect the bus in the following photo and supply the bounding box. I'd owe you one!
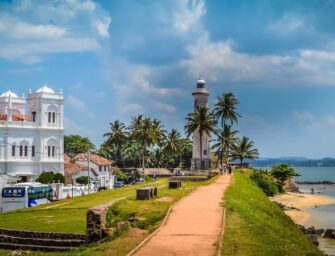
[1,182,53,213]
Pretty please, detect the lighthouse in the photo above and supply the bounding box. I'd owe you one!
[191,76,211,171]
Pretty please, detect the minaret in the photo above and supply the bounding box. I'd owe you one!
[191,76,211,171]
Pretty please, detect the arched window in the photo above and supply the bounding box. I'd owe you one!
[46,138,58,158]
[47,105,58,124]
[19,140,29,157]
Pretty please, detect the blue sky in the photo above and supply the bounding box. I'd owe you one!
[1,0,335,158]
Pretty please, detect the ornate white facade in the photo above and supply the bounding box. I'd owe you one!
[191,77,211,170]
[0,86,64,182]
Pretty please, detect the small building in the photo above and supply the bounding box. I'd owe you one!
[64,153,115,189]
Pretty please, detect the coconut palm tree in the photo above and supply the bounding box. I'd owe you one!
[103,120,128,167]
[178,138,192,168]
[231,136,259,166]
[162,129,182,167]
[212,124,238,166]
[185,106,217,169]
[214,92,241,126]
[131,117,165,172]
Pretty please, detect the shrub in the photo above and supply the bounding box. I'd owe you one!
[250,169,279,196]
[36,172,55,184]
[53,173,65,183]
[76,176,89,185]
[270,163,300,191]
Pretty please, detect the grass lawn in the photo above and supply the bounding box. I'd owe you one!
[0,179,167,233]
[0,177,217,256]
[221,170,323,256]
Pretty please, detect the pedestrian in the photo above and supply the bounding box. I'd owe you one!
[219,165,223,175]
[228,165,232,175]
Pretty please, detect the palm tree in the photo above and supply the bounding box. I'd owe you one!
[185,106,217,170]
[212,124,238,166]
[131,117,165,172]
[178,138,192,168]
[162,129,182,167]
[214,92,240,126]
[231,136,259,166]
[103,120,128,167]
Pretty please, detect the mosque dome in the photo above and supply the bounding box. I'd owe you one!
[36,85,55,94]
[0,90,19,98]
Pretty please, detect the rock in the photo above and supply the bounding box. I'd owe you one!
[324,229,335,239]
[297,224,307,234]
[307,234,319,246]
[307,226,316,234]
[116,221,130,232]
[314,229,325,235]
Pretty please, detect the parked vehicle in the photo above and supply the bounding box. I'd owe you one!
[1,182,53,213]
[114,181,124,188]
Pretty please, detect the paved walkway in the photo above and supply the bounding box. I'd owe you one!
[133,174,231,256]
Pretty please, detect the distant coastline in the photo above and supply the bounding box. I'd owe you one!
[247,157,335,167]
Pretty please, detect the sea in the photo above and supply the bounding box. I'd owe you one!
[293,167,335,256]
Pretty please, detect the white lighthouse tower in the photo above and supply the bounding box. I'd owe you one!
[191,76,211,171]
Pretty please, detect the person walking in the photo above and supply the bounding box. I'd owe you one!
[228,165,232,175]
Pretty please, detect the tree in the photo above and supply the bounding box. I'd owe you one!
[76,176,89,185]
[270,163,300,189]
[212,124,238,166]
[178,138,192,168]
[36,172,54,184]
[214,93,240,126]
[103,120,128,167]
[231,136,259,166]
[185,106,217,169]
[162,129,182,167]
[53,173,65,183]
[64,134,95,154]
[130,116,165,172]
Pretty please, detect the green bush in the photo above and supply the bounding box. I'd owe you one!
[76,176,89,185]
[250,169,279,196]
[36,171,55,184]
[53,173,65,183]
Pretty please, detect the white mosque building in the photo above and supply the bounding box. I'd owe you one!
[0,86,64,183]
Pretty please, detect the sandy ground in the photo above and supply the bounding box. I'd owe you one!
[271,192,335,225]
[132,174,231,256]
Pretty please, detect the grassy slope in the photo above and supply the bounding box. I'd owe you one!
[0,178,217,256]
[222,170,323,256]
[0,179,167,233]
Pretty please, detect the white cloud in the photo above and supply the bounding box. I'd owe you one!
[292,111,315,126]
[92,17,111,38]
[0,0,110,63]
[173,0,205,34]
[181,35,335,86]
[152,101,176,113]
[67,95,86,111]
[268,14,305,35]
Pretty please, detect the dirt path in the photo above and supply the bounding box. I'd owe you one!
[132,174,231,256]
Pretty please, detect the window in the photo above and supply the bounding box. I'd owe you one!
[52,112,56,123]
[204,150,207,156]
[52,146,55,157]
[19,145,23,157]
[47,146,51,157]
[12,145,15,156]
[104,166,107,172]
[32,112,36,122]
[48,112,51,123]
[32,146,35,157]
[99,166,102,172]
[24,145,28,157]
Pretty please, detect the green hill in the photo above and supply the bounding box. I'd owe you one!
[222,170,323,256]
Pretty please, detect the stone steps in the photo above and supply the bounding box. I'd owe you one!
[0,228,86,251]
[0,242,78,252]
[0,234,86,247]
